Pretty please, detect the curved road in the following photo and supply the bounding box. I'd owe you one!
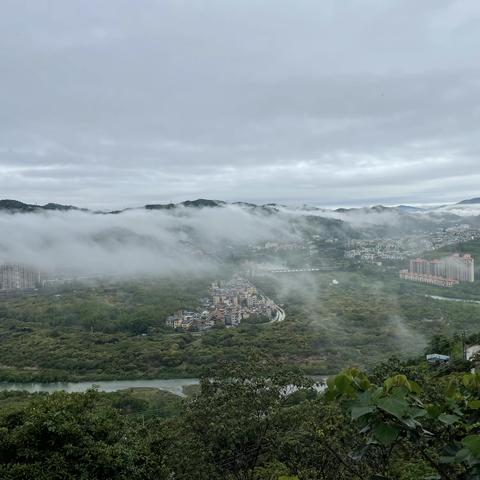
[270,304,286,323]
[258,294,285,324]
[255,292,286,324]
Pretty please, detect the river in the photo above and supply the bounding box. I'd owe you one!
[0,376,327,397]
[0,378,200,397]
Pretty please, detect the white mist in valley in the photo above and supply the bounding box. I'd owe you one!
[0,205,300,277]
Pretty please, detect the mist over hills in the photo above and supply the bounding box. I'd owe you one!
[1,196,480,216]
[1,195,479,278]
[2,196,480,247]
[0,199,82,213]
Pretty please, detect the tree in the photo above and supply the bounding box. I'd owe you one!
[326,368,480,479]
[165,356,314,480]
[426,335,455,356]
[0,389,168,480]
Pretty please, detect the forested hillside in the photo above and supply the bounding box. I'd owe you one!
[0,335,479,480]
[1,269,479,382]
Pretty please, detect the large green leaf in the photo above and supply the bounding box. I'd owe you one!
[351,405,375,420]
[426,404,442,419]
[409,407,427,419]
[384,375,409,392]
[464,436,480,458]
[468,400,480,410]
[463,373,480,392]
[335,374,354,395]
[377,397,408,419]
[372,422,400,446]
[438,413,460,426]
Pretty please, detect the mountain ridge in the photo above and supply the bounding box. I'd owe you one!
[458,197,480,205]
[1,197,479,215]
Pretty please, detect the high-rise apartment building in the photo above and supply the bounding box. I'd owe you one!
[408,254,474,283]
[449,253,475,282]
[0,264,41,291]
[401,253,475,287]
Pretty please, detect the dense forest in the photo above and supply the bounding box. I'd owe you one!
[0,266,479,382]
[0,334,479,479]
[1,249,479,478]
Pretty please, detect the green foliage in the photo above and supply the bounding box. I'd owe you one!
[327,368,480,479]
[0,268,479,382]
[0,389,169,479]
[425,334,456,355]
[170,358,314,479]
[2,353,479,479]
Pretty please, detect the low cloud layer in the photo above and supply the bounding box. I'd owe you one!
[1,199,478,278]
[1,1,480,207]
[0,206,297,276]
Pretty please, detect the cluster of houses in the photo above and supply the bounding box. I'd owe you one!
[344,227,480,265]
[165,276,275,331]
[344,238,419,262]
[250,241,306,253]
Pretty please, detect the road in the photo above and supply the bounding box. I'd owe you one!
[270,304,286,323]
[426,294,480,305]
[258,294,285,324]
[267,267,339,274]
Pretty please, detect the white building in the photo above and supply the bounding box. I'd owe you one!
[0,264,40,291]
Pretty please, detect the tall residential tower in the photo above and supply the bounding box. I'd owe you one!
[0,264,41,291]
[400,253,475,287]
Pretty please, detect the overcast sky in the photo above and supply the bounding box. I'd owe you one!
[1,0,479,208]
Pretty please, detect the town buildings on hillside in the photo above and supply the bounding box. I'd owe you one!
[345,227,480,263]
[165,276,276,331]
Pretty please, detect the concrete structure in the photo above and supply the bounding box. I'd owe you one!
[401,253,475,286]
[409,254,474,283]
[426,354,450,364]
[399,270,459,287]
[0,264,41,291]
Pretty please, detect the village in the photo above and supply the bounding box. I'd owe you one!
[165,276,279,331]
[344,226,480,263]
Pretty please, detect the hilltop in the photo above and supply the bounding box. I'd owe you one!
[1,196,480,215]
[0,199,82,213]
[458,197,480,205]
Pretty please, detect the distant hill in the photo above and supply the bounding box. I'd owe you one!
[334,205,396,214]
[0,199,37,212]
[180,199,225,208]
[458,197,480,205]
[144,199,225,210]
[3,196,479,241]
[2,198,479,225]
[144,203,176,210]
[0,199,80,213]
[396,205,424,212]
[0,198,228,214]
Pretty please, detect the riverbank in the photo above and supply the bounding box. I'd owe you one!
[0,378,200,397]
[0,366,204,384]
[0,375,327,397]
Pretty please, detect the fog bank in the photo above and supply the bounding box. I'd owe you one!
[0,206,299,276]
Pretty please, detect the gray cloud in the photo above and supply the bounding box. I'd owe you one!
[1,0,479,208]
